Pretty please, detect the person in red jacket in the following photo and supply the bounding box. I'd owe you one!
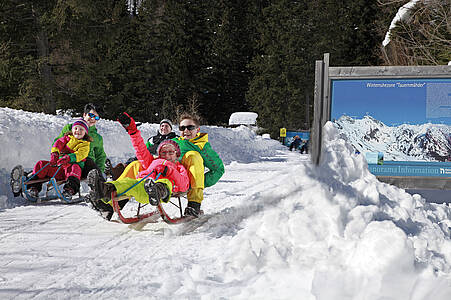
[87,113,189,221]
[27,119,92,198]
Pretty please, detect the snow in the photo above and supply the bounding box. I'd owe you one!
[335,115,451,162]
[1,107,451,299]
[383,0,420,47]
[228,112,258,125]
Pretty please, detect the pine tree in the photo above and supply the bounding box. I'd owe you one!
[247,0,310,137]
[0,0,57,113]
[200,0,258,125]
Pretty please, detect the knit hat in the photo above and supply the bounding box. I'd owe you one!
[160,119,173,129]
[73,118,89,133]
[157,140,181,158]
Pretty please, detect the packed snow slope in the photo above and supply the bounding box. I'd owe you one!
[0,107,451,300]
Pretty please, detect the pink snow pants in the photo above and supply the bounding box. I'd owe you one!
[32,160,82,181]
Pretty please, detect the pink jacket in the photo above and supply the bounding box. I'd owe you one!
[130,130,189,193]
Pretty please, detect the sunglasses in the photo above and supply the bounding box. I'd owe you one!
[88,112,100,120]
[179,125,197,131]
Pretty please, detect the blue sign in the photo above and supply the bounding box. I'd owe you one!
[284,131,310,147]
[368,161,451,177]
[331,78,451,178]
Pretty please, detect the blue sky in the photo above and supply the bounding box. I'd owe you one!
[331,79,451,126]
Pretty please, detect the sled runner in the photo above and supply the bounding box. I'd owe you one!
[10,165,85,204]
[110,191,203,224]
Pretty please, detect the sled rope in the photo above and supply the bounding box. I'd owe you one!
[116,170,163,197]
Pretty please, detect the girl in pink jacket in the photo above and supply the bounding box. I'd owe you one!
[88,113,189,208]
[28,118,92,198]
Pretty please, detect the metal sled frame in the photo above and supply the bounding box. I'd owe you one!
[21,164,84,204]
[111,191,193,224]
[108,168,195,224]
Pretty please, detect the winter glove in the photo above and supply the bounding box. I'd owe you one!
[49,152,59,166]
[117,112,137,135]
[57,155,71,166]
[154,165,168,176]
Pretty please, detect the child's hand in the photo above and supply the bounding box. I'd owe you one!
[117,112,137,135]
[57,155,71,165]
[49,152,59,166]
[154,165,168,176]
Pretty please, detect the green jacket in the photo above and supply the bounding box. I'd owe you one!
[174,133,224,188]
[55,124,106,172]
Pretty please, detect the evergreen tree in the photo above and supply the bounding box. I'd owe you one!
[48,0,131,118]
[0,0,57,113]
[200,0,258,125]
[247,0,310,137]
[247,0,388,137]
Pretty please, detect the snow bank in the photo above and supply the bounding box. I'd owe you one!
[197,121,451,299]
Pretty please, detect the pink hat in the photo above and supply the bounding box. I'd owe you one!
[73,118,89,133]
[157,140,181,157]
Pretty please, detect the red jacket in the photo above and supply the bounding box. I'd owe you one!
[130,130,189,193]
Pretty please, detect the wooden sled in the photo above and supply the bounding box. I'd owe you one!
[21,177,86,204]
[111,191,200,224]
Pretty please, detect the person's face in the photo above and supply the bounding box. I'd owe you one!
[179,118,200,140]
[159,144,178,162]
[159,123,172,135]
[83,109,100,127]
[72,125,87,139]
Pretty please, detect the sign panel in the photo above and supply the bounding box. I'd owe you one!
[280,128,287,137]
[284,130,310,150]
[330,78,451,178]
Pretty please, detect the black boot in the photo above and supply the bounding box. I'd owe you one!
[104,158,113,179]
[102,182,116,201]
[144,179,169,206]
[86,170,114,220]
[10,165,24,196]
[27,182,43,198]
[184,201,201,218]
[62,176,80,199]
[87,169,105,201]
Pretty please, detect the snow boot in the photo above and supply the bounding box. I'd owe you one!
[28,187,40,199]
[86,169,114,220]
[104,158,113,179]
[87,169,105,201]
[144,179,169,206]
[65,176,80,194]
[10,165,24,197]
[184,201,201,218]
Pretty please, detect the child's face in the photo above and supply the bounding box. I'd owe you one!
[72,125,87,139]
[159,144,178,162]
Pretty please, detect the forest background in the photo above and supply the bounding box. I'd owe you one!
[0,0,449,137]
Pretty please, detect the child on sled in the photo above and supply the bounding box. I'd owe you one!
[25,118,92,198]
[87,112,189,221]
